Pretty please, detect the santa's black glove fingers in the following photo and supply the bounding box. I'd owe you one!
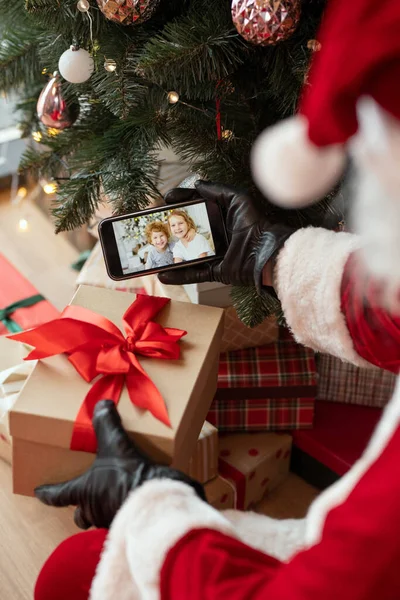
[158,262,216,286]
[93,400,143,460]
[34,474,85,508]
[74,506,92,530]
[195,181,239,210]
[164,187,200,205]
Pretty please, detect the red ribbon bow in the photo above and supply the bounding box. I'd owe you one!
[9,295,186,453]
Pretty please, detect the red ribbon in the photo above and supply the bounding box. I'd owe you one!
[218,458,246,510]
[9,295,186,453]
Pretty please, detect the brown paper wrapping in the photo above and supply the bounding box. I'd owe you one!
[76,241,154,294]
[10,285,224,496]
[220,307,278,352]
[205,475,236,510]
[188,421,218,484]
[218,433,292,510]
[142,279,279,352]
[0,338,34,464]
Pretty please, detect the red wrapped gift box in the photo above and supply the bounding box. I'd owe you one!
[0,254,59,335]
[207,328,317,432]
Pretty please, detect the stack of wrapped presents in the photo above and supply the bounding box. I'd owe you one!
[4,244,394,506]
[0,251,320,512]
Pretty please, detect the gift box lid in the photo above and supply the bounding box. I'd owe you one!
[292,400,382,476]
[216,328,317,400]
[0,253,59,335]
[10,286,224,466]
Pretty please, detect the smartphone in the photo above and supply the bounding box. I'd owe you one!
[98,198,228,281]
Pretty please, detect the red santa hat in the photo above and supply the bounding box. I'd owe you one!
[251,0,400,208]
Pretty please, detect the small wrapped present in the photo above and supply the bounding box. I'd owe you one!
[0,337,34,464]
[207,329,317,432]
[218,432,292,510]
[205,475,236,510]
[317,354,396,408]
[9,286,224,496]
[142,278,279,352]
[0,254,59,335]
[188,421,218,484]
[75,242,152,294]
[220,306,278,353]
[141,274,192,304]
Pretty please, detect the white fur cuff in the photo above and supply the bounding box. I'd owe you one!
[90,480,235,600]
[275,227,368,367]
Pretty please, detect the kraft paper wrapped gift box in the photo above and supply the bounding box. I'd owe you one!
[9,285,224,497]
[0,337,34,464]
[218,432,292,510]
[142,276,279,353]
[188,421,219,484]
[75,241,153,295]
[205,475,236,510]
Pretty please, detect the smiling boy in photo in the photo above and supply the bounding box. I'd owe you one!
[144,221,175,270]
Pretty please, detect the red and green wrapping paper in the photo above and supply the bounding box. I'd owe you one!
[207,329,316,432]
[218,432,293,510]
[0,254,59,335]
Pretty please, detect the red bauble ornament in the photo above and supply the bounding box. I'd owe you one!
[37,74,79,130]
[231,0,301,46]
[96,0,160,25]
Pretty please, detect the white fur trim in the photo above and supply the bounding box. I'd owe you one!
[275,227,369,367]
[251,115,346,207]
[305,375,400,546]
[350,98,400,311]
[222,510,306,562]
[90,480,235,600]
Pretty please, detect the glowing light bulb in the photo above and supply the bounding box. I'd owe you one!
[43,182,57,195]
[307,39,321,52]
[32,131,42,142]
[18,218,29,232]
[77,0,90,11]
[17,187,28,199]
[167,91,180,104]
[104,59,117,72]
[221,129,233,140]
[47,127,61,137]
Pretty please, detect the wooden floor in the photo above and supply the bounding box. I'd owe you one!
[0,188,319,600]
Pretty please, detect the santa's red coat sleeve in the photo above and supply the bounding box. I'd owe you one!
[89,227,400,600]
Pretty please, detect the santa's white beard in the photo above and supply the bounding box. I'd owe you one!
[350,98,400,313]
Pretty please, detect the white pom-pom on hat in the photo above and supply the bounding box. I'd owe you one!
[251,115,346,208]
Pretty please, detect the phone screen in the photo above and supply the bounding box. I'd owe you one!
[99,199,227,280]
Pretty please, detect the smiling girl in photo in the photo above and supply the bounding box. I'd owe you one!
[168,210,213,263]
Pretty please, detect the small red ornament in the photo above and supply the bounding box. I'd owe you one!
[37,73,79,130]
[96,0,160,25]
[231,0,301,46]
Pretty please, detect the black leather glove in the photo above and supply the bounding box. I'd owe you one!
[34,400,206,530]
[158,181,294,291]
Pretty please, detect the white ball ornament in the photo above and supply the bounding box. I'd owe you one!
[58,46,94,84]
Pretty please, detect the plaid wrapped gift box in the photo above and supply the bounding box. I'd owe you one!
[207,328,317,432]
[317,354,396,408]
